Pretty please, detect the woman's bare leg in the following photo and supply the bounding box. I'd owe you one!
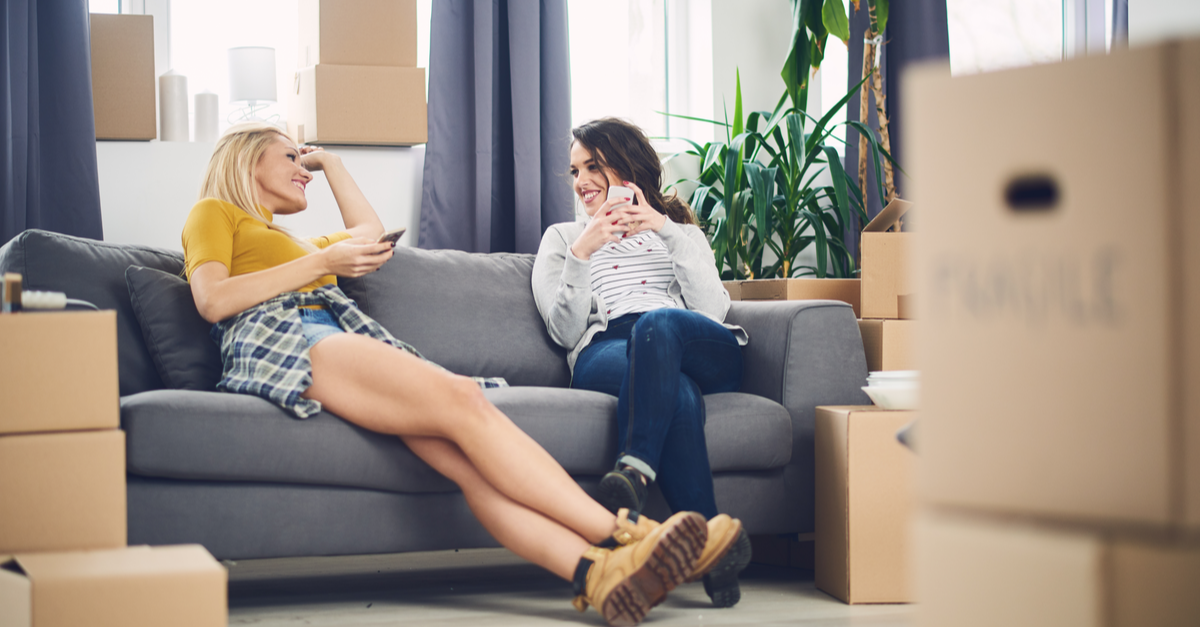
[304,333,614,544]
[402,435,588,579]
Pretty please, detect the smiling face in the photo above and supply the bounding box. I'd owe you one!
[570,141,622,217]
[253,136,313,215]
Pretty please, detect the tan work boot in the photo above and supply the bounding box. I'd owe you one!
[572,510,706,626]
[611,511,752,607]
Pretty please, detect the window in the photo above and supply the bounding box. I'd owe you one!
[568,0,713,145]
[947,0,1117,77]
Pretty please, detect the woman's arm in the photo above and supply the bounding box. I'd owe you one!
[302,149,384,240]
[657,220,730,320]
[617,181,729,320]
[190,240,393,323]
[532,224,595,349]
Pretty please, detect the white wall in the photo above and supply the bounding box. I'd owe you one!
[710,0,796,124]
[97,141,425,252]
[1129,0,1200,47]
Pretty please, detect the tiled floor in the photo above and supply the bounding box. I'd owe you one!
[227,548,915,626]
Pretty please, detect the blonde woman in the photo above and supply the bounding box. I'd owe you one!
[181,123,707,626]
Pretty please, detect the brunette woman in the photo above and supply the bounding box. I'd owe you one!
[532,118,752,607]
[182,122,709,626]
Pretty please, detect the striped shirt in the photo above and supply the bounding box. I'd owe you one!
[590,230,679,319]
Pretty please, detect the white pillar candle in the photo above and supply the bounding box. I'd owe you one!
[159,70,189,142]
[194,91,219,142]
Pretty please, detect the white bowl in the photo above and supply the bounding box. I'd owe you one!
[862,385,919,410]
[867,370,919,381]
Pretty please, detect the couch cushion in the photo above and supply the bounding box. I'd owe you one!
[121,388,791,494]
[0,230,184,396]
[126,266,222,391]
[339,247,571,388]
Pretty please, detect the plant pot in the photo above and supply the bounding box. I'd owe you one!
[730,278,861,318]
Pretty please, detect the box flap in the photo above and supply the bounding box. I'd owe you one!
[15,545,221,583]
[862,198,912,232]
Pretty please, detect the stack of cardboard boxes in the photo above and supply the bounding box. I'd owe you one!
[810,199,919,604]
[289,0,427,146]
[908,40,1200,625]
[0,310,225,626]
[857,198,916,373]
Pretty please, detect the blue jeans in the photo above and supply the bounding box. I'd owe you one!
[298,307,344,346]
[572,308,743,518]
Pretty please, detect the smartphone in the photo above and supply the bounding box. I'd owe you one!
[606,186,634,208]
[377,227,407,245]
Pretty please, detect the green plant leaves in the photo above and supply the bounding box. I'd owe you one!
[822,0,850,44]
[874,0,889,37]
[682,0,898,280]
[781,0,811,111]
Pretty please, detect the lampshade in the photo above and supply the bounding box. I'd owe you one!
[228,46,277,103]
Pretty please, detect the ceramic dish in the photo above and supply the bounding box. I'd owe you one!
[862,384,919,410]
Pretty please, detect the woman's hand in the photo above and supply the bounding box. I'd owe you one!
[300,145,340,172]
[618,180,667,235]
[319,238,394,277]
[570,194,635,260]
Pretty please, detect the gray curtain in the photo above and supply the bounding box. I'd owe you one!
[1,0,104,246]
[419,0,574,254]
[844,0,948,253]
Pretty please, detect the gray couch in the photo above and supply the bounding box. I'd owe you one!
[0,229,869,560]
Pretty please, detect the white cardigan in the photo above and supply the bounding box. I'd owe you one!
[531,217,748,373]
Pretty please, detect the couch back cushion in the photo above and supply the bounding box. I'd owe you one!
[0,230,185,396]
[340,246,571,387]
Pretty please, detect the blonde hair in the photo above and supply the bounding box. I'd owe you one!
[199,122,317,252]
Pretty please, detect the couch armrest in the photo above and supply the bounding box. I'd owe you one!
[726,299,870,422]
[723,299,870,534]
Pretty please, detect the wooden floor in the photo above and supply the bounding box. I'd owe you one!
[228,548,916,626]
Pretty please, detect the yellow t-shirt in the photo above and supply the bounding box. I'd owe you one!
[181,198,352,291]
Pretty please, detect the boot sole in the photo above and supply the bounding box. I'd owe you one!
[600,512,706,626]
[684,517,742,583]
[596,473,644,514]
[701,529,752,608]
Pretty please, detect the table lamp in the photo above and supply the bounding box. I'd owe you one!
[228,46,277,122]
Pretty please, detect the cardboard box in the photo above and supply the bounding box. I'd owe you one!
[861,199,914,319]
[298,0,417,67]
[858,319,917,372]
[737,278,861,318]
[0,430,126,554]
[722,280,741,301]
[916,510,1200,627]
[289,64,427,146]
[89,14,155,140]
[815,406,916,603]
[0,545,227,627]
[0,312,119,436]
[908,41,1200,529]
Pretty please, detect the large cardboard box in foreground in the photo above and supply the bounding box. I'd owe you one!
[857,319,916,372]
[289,64,427,146]
[737,278,861,317]
[815,406,916,603]
[0,430,126,554]
[298,0,417,67]
[860,199,914,319]
[0,311,118,435]
[908,41,1200,529]
[916,510,1200,627]
[0,545,226,627]
[89,14,156,140]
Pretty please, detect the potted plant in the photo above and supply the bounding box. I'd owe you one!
[666,0,897,313]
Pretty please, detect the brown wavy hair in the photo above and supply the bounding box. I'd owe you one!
[571,117,696,226]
